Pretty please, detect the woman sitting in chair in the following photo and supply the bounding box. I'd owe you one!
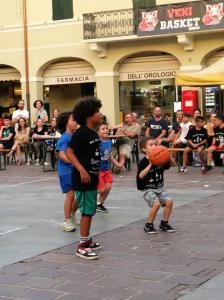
[0,116,15,150]
[7,117,30,165]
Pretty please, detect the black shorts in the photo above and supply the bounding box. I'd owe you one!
[186,143,206,150]
[0,140,13,149]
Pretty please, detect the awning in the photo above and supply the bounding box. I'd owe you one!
[176,57,224,86]
[0,68,20,81]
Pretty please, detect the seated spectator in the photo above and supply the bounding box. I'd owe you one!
[163,110,183,145]
[179,116,208,174]
[204,115,224,172]
[205,112,217,147]
[190,108,201,126]
[0,116,15,150]
[52,107,60,120]
[33,100,48,125]
[12,100,29,129]
[7,117,30,165]
[173,113,192,147]
[0,105,5,129]
[145,106,168,144]
[27,119,48,166]
[112,112,140,170]
[48,117,61,137]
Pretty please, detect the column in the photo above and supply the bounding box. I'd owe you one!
[95,72,120,125]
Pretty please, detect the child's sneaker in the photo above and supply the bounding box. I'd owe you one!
[63,220,76,232]
[35,159,40,166]
[159,221,176,233]
[179,166,187,174]
[89,241,102,250]
[97,203,108,213]
[144,223,157,234]
[203,165,213,173]
[76,242,98,260]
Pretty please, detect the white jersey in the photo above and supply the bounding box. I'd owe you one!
[179,122,192,143]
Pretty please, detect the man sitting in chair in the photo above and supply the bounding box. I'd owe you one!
[112,113,140,171]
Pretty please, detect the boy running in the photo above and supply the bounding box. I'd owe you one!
[96,122,123,213]
[66,97,102,260]
[137,137,176,234]
[56,112,78,232]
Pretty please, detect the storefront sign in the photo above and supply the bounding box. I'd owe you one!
[120,70,177,81]
[137,0,224,36]
[44,75,95,85]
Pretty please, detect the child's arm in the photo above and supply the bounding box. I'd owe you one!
[138,162,152,179]
[110,153,124,169]
[58,151,70,163]
[66,147,91,184]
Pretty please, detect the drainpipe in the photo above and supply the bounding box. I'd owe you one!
[22,0,31,125]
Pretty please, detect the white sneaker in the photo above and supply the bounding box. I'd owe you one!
[63,220,76,232]
[35,159,40,166]
[70,213,80,226]
[26,159,31,166]
[44,162,50,166]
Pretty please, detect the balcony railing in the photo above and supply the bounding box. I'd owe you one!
[83,8,137,40]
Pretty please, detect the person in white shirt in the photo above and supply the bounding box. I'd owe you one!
[12,100,29,128]
[173,113,192,146]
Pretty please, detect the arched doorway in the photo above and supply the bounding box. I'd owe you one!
[42,58,96,115]
[117,52,180,122]
[0,65,21,118]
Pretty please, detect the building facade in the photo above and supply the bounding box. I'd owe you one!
[0,0,223,124]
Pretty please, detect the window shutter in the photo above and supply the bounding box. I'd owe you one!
[52,0,73,20]
[62,0,73,19]
[133,0,156,8]
[52,0,63,20]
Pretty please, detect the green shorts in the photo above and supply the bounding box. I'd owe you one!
[75,190,97,216]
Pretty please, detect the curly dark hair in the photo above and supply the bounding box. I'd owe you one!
[33,99,44,108]
[56,111,72,134]
[72,96,102,126]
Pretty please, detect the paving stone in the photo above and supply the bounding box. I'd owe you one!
[55,294,102,300]
[29,260,69,269]
[25,268,67,279]
[15,288,64,300]
[18,278,65,289]
[129,270,170,281]
[59,272,104,284]
[1,263,36,275]
[201,272,224,291]
[129,280,177,293]
[59,262,96,273]
[90,276,138,288]
[164,274,210,286]
[0,274,30,285]
[0,285,27,297]
[128,291,177,300]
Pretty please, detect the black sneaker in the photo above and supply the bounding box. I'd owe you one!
[144,223,157,234]
[159,221,176,233]
[97,204,108,213]
[76,242,98,260]
[203,165,213,173]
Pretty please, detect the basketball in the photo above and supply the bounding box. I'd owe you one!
[148,145,170,166]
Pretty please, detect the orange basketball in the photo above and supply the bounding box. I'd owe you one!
[148,146,170,166]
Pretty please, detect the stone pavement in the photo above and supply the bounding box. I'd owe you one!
[0,170,224,299]
[0,164,224,300]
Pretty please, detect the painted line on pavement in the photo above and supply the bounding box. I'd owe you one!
[0,227,27,236]
[0,177,56,189]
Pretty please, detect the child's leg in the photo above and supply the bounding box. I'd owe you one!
[147,201,160,223]
[182,147,191,167]
[98,183,111,204]
[162,199,173,221]
[197,147,205,165]
[64,190,74,220]
[207,145,216,166]
[80,215,92,237]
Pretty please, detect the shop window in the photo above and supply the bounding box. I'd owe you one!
[52,0,73,21]
[133,0,156,8]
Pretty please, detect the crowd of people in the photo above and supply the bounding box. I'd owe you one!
[0,99,60,166]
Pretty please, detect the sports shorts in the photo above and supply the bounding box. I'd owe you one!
[143,188,170,208]
[59,174,73,194]
[97,170,113,191]
[75,190,97,216]
[186,143,206,150]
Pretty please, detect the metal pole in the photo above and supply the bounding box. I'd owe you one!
[22,0,31,126]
